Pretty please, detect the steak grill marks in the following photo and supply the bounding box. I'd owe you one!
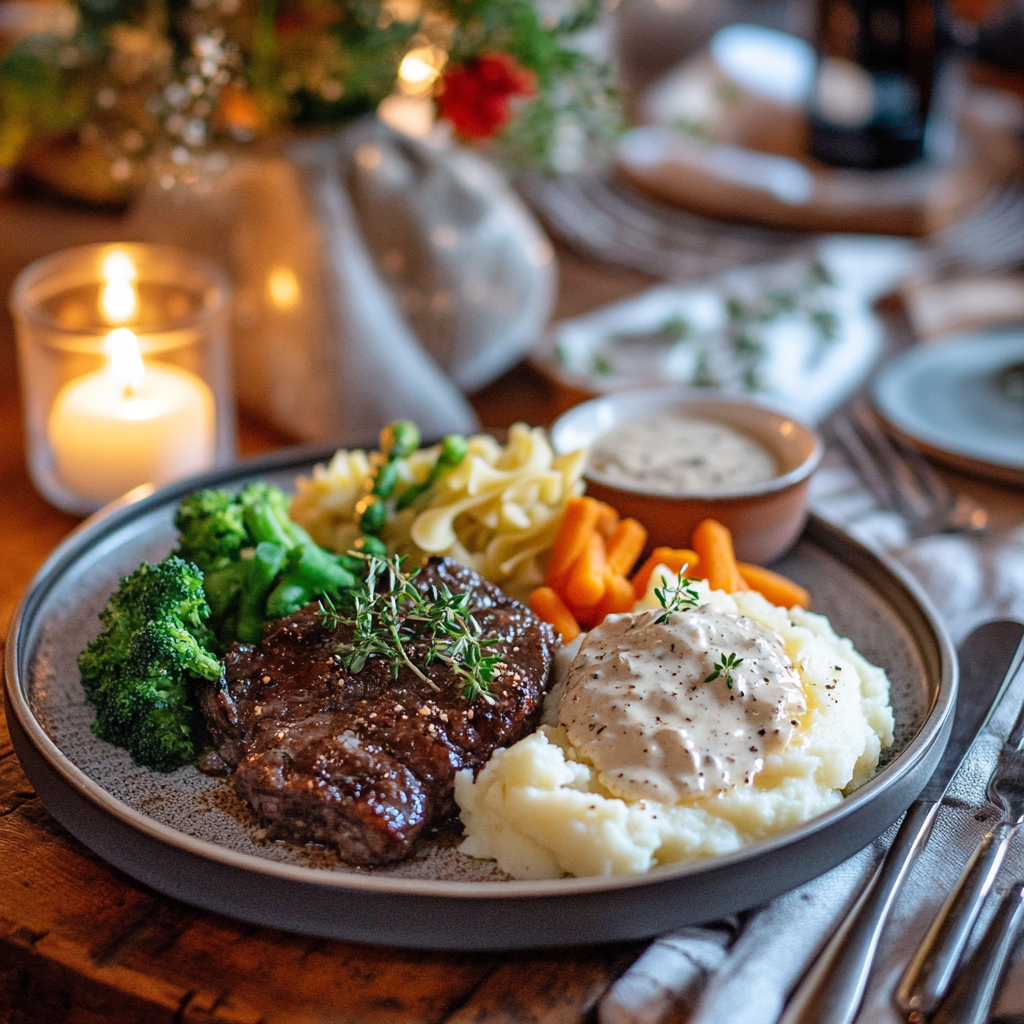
[199,558,557,864]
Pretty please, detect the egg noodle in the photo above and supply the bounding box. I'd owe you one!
[290,424,585,602]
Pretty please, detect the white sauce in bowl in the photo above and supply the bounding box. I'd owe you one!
[558,606,806,802]
[589,415,777,494]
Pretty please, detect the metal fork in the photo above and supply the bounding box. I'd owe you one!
[896,645,1024,1019]
[830,401,989,538]
[928,880,1024,1024]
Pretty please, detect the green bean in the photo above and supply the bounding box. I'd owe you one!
[372,460,400,499]
[237,542,287,643]
[439,433,468,467]
[381,420,420,460]
[359,497,387,535]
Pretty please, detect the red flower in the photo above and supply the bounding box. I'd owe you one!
[436,53,536,140]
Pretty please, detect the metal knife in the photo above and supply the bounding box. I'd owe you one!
[778,619,1024,1024]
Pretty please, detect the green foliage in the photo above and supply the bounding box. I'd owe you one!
[0,0,618,175]
[78,556,221,771]
[438,0,620,169]
[445,0,559,82]
[495,50,620,173]
[0,37,95,167]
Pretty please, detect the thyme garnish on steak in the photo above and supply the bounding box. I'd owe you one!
[319,555,500,704]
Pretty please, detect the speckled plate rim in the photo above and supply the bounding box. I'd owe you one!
[4,444,956,948]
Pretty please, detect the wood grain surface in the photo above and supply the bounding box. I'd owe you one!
[0,193,653,1024]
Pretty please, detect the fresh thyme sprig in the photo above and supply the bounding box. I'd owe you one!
[319,554,499,704]
[654,572,701,624]
[706,652,744,689]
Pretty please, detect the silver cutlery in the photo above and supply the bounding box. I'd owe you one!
[830,401,989,538]
[929,880,1024,1024]
[896,628,1024,1018]
[778,620,1024,1024]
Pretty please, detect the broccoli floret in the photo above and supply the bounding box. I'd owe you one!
[106,556,211,629]
[78,556,222,772]
[175,489,248,573]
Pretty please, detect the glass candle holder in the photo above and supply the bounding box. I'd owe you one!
[10,242,236,515]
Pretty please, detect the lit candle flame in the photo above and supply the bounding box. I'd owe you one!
[398,46,447,97]
[105,327,145,395]
[101,251,137,282]
[100,250,139,325]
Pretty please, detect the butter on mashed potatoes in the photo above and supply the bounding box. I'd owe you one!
[454,572,894,879]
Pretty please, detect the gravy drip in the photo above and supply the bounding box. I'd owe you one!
[589,415,777,494]
[558,607,806,802]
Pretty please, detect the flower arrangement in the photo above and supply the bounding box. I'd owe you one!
[0,0,620,198]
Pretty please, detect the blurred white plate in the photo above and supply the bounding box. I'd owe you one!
[874,331,1024,487]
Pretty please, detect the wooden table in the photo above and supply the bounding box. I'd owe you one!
[0,193,659,1024]
[3,192,1023,1024]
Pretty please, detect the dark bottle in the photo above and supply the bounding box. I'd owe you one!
[809,0,937,169]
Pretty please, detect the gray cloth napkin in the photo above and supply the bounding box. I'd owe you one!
[127,118,559,444]
[600,455,1024,1024]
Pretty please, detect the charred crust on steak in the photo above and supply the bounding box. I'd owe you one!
[197,557,557,865]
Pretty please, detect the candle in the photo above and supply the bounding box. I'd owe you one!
[47,328,215,504]
[12,242,234,515]
[377,44,445,139]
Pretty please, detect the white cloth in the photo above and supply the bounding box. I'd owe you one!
[599,456,1024,1024]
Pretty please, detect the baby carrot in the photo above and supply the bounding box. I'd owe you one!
[595,571,637,621]
[605,518,648,578]
[564,530,607,608]
[570,600,602,632]
[529,587,581,642]
[739,563,810,609]
[593,500,620,539]
[546,497,602,588]
[692,519,748,594]
[631,547,700,599]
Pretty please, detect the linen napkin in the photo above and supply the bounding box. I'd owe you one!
[599,453,1024,1024]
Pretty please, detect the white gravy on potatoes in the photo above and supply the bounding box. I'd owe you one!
[558,606,806,802]
[588,415,777,494]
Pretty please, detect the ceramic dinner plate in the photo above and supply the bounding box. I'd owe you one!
[5,446,955,949]
[873,331,1024,487]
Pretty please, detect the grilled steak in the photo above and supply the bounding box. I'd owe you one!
[198,557,557,864]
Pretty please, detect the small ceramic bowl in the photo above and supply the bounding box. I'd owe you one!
[549,388,824,564]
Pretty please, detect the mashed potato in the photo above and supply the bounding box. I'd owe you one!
[454,570,894,879]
